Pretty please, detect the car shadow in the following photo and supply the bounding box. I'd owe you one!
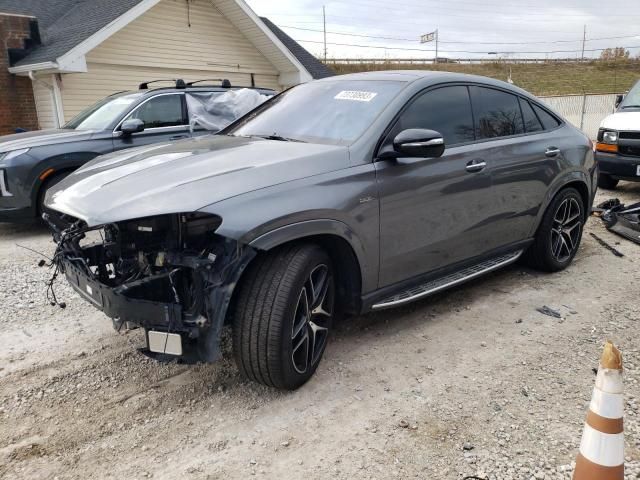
[616,180,640,196]
[0,221,49,240]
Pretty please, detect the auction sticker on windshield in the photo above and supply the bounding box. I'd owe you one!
[335,91,378,102]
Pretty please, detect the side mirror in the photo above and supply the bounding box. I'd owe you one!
[393,129,445,158]
[615,94,624,109]
[121,118,145,135]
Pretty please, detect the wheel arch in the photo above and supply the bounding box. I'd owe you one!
[33,166,79,216]
[247,220,366,316]
[530,172,591,237]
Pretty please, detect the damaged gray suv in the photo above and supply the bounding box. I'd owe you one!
[45,71,596,390]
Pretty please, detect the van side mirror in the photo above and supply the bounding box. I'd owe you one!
[615,94,624,109]
[121,118,145,135]
[393,129,445,158]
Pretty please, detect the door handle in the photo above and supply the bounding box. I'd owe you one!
[170,135,189,141]
[466,159,487,173]
[545,147,561,158]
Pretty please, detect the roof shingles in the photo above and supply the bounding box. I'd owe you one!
[0,0,334,79]
[260,17,334,79]
[0,0,145,66]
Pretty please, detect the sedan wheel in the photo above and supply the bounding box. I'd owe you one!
[550,197,583,263]
[291,264,334,375]
[524,187,585,272]
[233,244,335,390]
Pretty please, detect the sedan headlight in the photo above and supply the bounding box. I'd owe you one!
[602,130,618,144]
[0,148,30,162]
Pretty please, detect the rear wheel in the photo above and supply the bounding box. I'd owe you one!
[597,173,619,190]
[232,244,335,390]
[525,187,585,272]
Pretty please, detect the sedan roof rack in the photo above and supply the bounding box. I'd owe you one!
[139,79,186,90]
[186,79,232,88]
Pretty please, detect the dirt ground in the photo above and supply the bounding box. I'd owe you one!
[1,185,639,480]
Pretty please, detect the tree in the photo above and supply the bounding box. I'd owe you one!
[600,47,630,61]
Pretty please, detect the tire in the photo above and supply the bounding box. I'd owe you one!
[37,172,69,220]
[597,173,619,190]
[232,244,335,390]
[524,187,585,272]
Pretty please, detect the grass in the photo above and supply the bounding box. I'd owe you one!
[325,59,640,97]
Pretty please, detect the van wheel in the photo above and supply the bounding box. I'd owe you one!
[232,244,335,390]
[525,188,584,272]
[597,173,619,190]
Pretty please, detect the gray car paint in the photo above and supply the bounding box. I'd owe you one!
[46,71,596,300]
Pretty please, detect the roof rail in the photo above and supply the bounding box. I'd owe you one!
[186,79,232,88]
[139,79,186,90]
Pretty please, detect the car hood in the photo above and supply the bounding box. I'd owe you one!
[600,112,640,131]
[0,129,98,152]
[46,135,350,226]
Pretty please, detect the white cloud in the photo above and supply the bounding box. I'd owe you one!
[247,0,640,59]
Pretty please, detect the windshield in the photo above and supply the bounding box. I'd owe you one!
[64,92,144,130]
[620,81,640,109]
[227,80,407,145]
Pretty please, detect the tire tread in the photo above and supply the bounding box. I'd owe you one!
[233,243,326,389]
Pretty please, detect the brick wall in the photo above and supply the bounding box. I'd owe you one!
[0,14,40,136]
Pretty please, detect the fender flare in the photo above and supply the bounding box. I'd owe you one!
[198,219,370,362]
[529,169,591,237]
[248,218,371,290]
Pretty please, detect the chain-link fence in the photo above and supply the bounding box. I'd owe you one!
[540,93,617,139]
[325,58,639,138]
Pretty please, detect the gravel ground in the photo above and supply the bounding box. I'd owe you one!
[0,184,639,480]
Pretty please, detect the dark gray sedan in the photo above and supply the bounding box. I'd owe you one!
[46,71,597,389]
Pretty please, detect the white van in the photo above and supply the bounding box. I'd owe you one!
[595,79,640,189]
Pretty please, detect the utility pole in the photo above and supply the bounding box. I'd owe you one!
[323,5,327,62]
[581,25,586,62]
[435,28,439,64]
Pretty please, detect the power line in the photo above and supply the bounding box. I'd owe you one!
[279,24,640,46]
[295,38,640,55]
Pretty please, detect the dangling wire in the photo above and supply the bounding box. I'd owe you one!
[16,243,66,308]
[186,0,191,28]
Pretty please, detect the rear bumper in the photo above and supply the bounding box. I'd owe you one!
[596,151,640,181]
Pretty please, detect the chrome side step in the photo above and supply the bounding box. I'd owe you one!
[372,250,523,310]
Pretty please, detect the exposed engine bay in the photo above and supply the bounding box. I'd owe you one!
[45,212,255,362]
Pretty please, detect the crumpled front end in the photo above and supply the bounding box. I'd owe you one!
[45,211,255,363]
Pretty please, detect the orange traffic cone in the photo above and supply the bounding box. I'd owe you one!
[573,341,624,480]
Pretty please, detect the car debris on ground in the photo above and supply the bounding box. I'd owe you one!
[595,198,640,246]
[589,233,625,257]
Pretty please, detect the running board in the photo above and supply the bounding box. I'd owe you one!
[372,250,524,310]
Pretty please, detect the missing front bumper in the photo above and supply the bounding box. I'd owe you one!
[63,259,187,332]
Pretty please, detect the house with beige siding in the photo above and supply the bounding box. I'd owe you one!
[0,0,333,133]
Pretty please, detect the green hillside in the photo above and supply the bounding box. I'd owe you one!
[325,59,640,97]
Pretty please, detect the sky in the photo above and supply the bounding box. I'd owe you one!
[246,0,640,60]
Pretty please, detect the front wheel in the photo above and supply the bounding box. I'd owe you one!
[232,244,335,390]
[524,188,585,272]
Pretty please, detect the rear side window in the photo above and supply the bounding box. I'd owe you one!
[519,98,543,133]
[127,94,186,129]
[531,103,561,130]
[470,86,524,139]
[394,86,475,145]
